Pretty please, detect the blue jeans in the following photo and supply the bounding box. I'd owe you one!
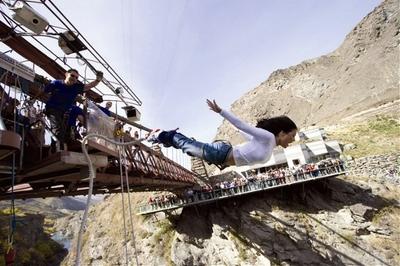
[45,107,67,142]
[158,131,232,165]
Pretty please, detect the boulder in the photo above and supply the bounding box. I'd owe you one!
[367,225,393,236]
[343,143,357,151]
[349,203,376,221]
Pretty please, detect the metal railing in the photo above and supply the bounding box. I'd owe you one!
[137,165,347,215]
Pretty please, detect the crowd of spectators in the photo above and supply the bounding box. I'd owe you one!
[290,158,345,180]
[142,158,346,212]
[148,194,181,210]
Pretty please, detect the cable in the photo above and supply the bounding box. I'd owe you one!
[156,0,188,108]
[4,68,19,266]
[118,143,129,265]
[122,143,140,266]
[43,0,142,106]
[75,134,143,266]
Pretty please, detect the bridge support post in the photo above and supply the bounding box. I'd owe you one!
[194,205,200,217]
[301,183,306,201]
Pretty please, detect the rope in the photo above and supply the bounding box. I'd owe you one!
[122,144,140,266]
[7,153,17,259]
[118,142,129,265]
[5,72,19,263]
[75,133,143,266]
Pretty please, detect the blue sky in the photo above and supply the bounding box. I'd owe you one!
[55,0,381,141]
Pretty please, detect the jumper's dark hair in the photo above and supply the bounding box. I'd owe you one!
[256,116,297,136]
[66,68,79,74]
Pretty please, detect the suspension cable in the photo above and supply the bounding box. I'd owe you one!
[122,143,140,266]
[118,142,129,265]
[75,134,143,266]
[42,0,142,106]
[5,71,19,265]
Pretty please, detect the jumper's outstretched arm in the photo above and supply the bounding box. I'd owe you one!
[207,99,274,140]
[206,99,221,113]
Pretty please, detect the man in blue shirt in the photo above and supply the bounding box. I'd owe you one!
[97,101,112,116]
[44,68,102,147]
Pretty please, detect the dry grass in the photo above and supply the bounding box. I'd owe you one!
[327,116,400,158]
[368,232,400,264]
[372,206,400,227]
[153,219,176,265]
[0,207,26,216]
[369,206,400,264]
[228,229,250,262]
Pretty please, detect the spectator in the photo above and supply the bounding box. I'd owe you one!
[134,130,140,139]
[98,101,113,116]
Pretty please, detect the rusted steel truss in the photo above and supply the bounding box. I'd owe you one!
[123,142,196,184]
[0,142,199,200]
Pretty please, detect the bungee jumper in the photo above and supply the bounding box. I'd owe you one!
[147,99,298,169]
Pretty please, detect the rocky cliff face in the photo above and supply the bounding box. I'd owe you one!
[58,165,399,266]
[215,0,399,144]
[0,212,67,265]
[170,173,399,266]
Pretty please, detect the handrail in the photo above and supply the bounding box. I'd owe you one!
[137,166,347,215]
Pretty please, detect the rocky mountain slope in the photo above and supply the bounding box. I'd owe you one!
[0,197,88,219]
[56,155,400,265]
[215,0,399,145]
[0,197,94,265]
[19,114,397,266]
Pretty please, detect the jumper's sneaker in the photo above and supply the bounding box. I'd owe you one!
[146,128,161,143]
[159,127,179,147]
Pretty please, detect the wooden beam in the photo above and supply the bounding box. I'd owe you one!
[61,151,108,167]
[87,139,119,157]
[20,151,107,178]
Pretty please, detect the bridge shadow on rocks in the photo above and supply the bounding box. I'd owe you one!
[175,178,396,265]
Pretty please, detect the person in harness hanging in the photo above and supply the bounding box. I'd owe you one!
[147,99,298,169]
[43,68,103,148]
